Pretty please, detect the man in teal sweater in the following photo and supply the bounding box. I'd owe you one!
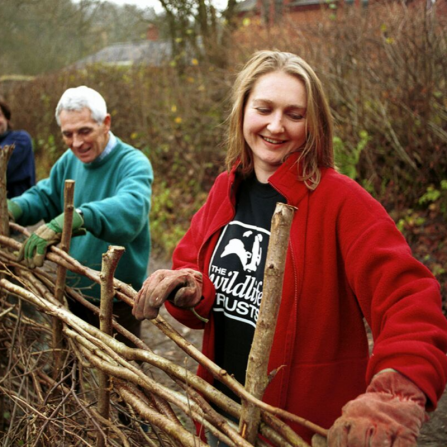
[7,86,153,344]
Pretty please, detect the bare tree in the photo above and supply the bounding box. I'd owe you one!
[156,0,239,69]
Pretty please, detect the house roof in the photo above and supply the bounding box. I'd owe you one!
[236,0,258,13]
[73,40,172,68]
[236,0,329,13]
[289,0,326,5]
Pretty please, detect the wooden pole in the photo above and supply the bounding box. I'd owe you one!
[97,245,124,447]
[0,144,14,237]
[53,180,75,378]
[0,143,14,444]
[239,202,296,444]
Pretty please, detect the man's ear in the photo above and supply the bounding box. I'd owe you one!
[103,114,111,131]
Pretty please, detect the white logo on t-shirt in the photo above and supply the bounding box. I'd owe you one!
[210,221,270,327]
[221,230,263,272]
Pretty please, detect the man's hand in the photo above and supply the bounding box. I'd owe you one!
[7,200,22,221]
[18,210,85,268]
[328,370,427,446]
[133,268,203,320]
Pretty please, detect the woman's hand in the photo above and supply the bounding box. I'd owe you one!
[132,268,203,320]
[328,370,427,446]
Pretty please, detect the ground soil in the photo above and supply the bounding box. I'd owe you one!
[143,256,447,446]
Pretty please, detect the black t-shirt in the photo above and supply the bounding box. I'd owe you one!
[208,173,286,405]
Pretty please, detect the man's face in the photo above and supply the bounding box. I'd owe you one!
[59,107,111,163]
[0,108,9,135]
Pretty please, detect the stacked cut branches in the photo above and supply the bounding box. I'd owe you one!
[0,221,326,446]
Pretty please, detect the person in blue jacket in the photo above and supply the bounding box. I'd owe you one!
[0,99,36,198]
[7,86,153,344]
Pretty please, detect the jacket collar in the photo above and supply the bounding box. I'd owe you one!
[268,151,310,206]
[0,130,11,144]
[228,151,312,206]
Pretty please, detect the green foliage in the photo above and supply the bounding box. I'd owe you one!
[396,209,426,233]
[419,185,441,205]
[35,134,59,178]
[418,180,447,218]
[395,203,446,304]
[334,130,370,179]
[150,182,186,257]
[150,181,208,258]
[429,261,446,278]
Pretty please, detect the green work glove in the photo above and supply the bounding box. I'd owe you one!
[7,200,22,221]
[18,210,86,268]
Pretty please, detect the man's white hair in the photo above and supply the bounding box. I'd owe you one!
[55,86,107,126]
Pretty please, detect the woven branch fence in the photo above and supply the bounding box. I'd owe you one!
[0,145,327,447]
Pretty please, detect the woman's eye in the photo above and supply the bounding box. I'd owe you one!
[287,109,304,119]
[255,107,270,114]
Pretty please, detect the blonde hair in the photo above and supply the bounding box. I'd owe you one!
[225,50,334,189]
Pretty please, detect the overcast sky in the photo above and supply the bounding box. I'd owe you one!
[105,0,161,11]
[105,0,228,13]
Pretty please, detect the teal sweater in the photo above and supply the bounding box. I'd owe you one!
[14,139,153,301]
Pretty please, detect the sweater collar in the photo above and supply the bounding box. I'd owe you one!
[97,131,117,162]
[83,135,120,169]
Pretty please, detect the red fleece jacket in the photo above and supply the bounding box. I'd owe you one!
[166,153,447,442]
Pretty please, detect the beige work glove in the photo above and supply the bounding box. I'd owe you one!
[327,370,427,446]
[133,268,203,320]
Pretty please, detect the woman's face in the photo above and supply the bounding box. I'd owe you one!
[0,108,9,135]
[243,70,307,183]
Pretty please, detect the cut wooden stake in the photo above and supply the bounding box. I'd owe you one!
[239,202,296,444]
[0,144,14,441]
[99,245,124,337]
[53,180,75,378]
[97,245,124,447]
[0,144,14,237]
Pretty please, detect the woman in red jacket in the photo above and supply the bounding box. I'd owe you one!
[133,51,447,446]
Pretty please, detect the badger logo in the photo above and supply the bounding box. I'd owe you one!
[220,231,263,273]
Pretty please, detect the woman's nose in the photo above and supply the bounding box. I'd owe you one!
[267,113,284,134]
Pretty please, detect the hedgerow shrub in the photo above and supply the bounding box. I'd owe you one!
[4,3,446,300]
